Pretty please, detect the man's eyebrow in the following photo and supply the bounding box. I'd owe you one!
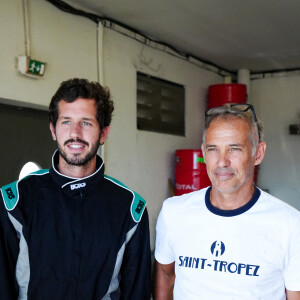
[205,143,244,148]
[229,143,247,149]
[59,116,94,121]
[82,117,94,121]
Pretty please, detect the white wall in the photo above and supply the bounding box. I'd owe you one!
[251,74,300,210]
[102,30,222,248]
[0,0,98,107]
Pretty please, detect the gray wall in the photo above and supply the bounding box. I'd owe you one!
[251,74,300,209]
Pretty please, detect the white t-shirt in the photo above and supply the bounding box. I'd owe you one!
[155,187,300,300]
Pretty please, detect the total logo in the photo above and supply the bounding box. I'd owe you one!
[178,240,260,277]
[70,182,86,190]
[175,183,197,191]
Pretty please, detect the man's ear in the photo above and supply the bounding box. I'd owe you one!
[254,141,267,166]
[100,126,110,144]
[49,123,57,141]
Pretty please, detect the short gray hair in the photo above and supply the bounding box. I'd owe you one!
[202,104,263,157]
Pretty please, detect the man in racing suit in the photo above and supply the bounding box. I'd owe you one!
[0,78,151,299]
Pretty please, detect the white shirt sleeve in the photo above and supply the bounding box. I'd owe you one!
[154,201,175,264]
[283,216,300,291]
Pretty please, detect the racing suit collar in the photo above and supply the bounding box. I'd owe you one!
[49,149,105,189]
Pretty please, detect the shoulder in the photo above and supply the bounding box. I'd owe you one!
[163,187,207,208]
[0,169,50,211]
[160,187,208,218]
[104,175,146,223]
[258,189,300,223]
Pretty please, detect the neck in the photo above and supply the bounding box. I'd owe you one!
[57,156,97,178]
[210,184,255,210]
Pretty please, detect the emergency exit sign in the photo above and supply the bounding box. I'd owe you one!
[27,59,46,76]
[17,56,46,78]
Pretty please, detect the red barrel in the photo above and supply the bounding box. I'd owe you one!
[208,83,247,109]
[175,149,211,196]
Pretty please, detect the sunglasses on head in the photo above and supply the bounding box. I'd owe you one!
[205,103,260,141]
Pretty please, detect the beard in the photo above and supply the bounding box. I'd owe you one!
[57,138,100,166]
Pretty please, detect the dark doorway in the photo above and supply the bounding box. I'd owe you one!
[0,102,56,186]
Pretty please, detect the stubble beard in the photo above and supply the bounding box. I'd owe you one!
[57,139,100,166]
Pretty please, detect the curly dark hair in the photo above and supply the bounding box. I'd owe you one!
[49,78,114,129]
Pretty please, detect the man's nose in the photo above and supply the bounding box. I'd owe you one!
[70,123,82,138]
[217,150,230,168]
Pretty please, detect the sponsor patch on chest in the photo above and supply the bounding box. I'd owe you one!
[70,182,86,190]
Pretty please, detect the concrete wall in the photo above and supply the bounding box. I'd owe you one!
[251,74,300,210]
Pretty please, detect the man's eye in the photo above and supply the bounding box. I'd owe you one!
[62,121,70,125]
[82,121,91,126]
[230,147,241,151]
[207,148,216,152]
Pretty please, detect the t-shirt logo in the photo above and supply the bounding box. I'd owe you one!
[211,240,225,257]
[178,240,260,276]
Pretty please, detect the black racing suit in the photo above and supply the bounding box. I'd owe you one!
[0,150,151,299]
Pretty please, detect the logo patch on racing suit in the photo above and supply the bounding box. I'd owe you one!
[0,169,49,210]
[70,182,86,190]
[104,175,146,223]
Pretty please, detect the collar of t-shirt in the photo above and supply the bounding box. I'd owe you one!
[205,186,261,217]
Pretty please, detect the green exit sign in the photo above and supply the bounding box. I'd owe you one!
[27,59,46,76]
[18,56,46,78]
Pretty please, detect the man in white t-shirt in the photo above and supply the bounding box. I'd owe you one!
[154,103,300,300]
